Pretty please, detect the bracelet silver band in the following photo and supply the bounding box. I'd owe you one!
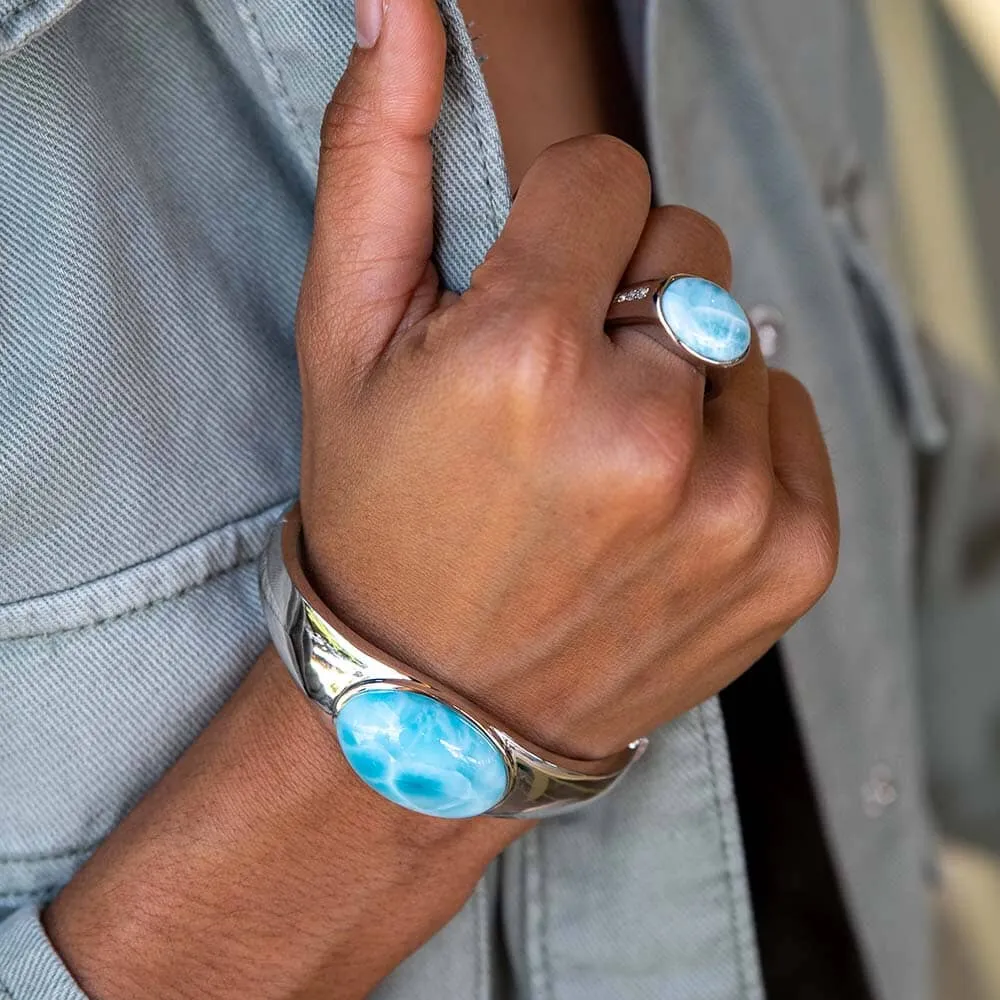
[258,504,647,820]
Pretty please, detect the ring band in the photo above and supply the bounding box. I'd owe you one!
[606,275,753,375]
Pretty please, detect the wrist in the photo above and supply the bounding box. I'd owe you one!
[46,648,525,1000]
[271,505,644,820]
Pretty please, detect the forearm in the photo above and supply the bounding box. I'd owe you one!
[44,648,525,1000]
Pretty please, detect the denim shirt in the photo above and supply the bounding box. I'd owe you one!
[0,1,971,998]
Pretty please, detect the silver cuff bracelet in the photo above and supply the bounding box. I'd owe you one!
[258,504,647,820]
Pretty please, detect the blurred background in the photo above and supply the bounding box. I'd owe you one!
[868,1,1000,996]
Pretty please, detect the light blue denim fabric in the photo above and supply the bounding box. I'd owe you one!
[0,2,762,998]
[0,1,977,998]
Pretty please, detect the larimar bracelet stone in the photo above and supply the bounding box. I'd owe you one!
[259,504,647,820]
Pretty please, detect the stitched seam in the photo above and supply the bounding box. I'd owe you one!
[474,873,484,1000]
[230,0,315,167]
[10,553,259,642]
[699,702,751,1000]
[465,73,500,241]
[535,828,554,1000]
[0,499,290,612]
[521,831,550,1000]
[0,0,46,23]
[472,94,504,240]
[0,840,102,866]
[0,894,48,909]
[440,0,503,242]
[472,875,479,1000]
[0,0,72,55]
[1,0,38,21]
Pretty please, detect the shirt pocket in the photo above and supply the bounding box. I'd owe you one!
[0,502,286,911]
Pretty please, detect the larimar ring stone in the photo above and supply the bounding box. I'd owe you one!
[606,275,752,369]
[657,277,752,365]
[335,687,510,819]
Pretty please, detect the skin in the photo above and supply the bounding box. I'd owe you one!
[459,0,644,187]
[44,1,839,997]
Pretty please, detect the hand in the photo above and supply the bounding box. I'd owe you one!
[297,0,839,761]
[42,4,837,997]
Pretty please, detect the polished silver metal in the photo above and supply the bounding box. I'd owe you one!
[259,503,648,820]
[606,274,752,371]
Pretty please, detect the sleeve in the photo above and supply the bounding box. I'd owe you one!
[0,906,90,1000]
[916,340,1000,854]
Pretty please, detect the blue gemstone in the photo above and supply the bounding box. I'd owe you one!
[335,689,509,818]
[659,276,751,364]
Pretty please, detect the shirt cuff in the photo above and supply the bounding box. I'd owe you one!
[0,905,89,1000]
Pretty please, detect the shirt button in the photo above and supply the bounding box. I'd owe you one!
[749,304,785,360]
[862,764,898,818]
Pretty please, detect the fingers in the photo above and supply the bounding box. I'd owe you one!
[472,136,652,331]
[298,0,446,380]
[605,206,781,555]
[608,206,735,415]
[764,369,840,614]
[619,205,733,290]
[767,370,837,514]
[698,329,772,486]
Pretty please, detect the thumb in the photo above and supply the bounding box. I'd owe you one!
[299,0,446,377]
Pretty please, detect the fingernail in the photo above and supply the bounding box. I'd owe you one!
[355,0,385,48]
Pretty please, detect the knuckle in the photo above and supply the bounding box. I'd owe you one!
[671,205,730,248]
[321,88,380,149]
[769,368,813,410]
[468,303,586,408]
[774,505,841,617]
[658,205,733,285]
[539,134,651,201]
[508,326,584,404]
[580,133,650,181]
[701,462,775,557]
[616,448,685,514]
[609,405,700,514]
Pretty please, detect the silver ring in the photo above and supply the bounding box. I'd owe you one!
[606,275,753,373]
